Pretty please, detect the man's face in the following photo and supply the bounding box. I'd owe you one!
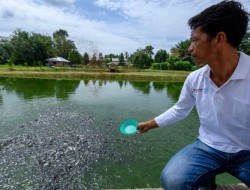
[188,27,215,65]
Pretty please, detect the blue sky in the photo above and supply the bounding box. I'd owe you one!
[0,0,250,56]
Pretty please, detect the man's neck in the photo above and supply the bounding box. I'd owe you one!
[209,50,239,87]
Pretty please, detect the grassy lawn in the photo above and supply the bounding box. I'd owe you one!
[0,64,190,81]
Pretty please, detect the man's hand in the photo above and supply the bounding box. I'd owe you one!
[137,119,159,134]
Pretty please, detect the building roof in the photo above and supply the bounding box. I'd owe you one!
[111,58,119,62]
[107,62,119,66]
[46,57,70,62]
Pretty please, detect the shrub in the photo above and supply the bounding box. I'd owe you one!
[173,60,192,71]
[35,60,43,67]
[24,62,29,68]
[7,58,14,70]
[167,56,180,70]
[151,62,169,70]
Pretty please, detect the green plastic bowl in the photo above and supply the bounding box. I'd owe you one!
[120,119,139,135]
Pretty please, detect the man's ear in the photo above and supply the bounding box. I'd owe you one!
[215,32,227,45]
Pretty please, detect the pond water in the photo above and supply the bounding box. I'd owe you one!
[0,77,238,189]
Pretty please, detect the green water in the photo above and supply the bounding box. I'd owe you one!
[0,77,239,189]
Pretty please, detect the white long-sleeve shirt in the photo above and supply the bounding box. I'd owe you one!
[155,52,250,153]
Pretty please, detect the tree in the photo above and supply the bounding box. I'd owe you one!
[7,56,14,69]
[125,52,129,60]
[154,49,169,63]
[6,29,54,66]
[171,39,192,63]
[90,53,97,65]
[239,30,250,55]
[119,53,125,66]
[98,53,103,65]
[1,28,84,66]
[82,52,90,65]
[125,51,129,65]
[104,54,111,64]
[145,45,154,60]
[53,29,76,58]
[68,50,82,65]
[9,29,33,65]
[29,32,54,65]
[0,37,11,64]
[130,48,151,69]
[53,29,69,38]
[6,29,53,66]
[167,55,181,70]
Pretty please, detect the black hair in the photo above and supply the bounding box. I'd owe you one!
[188,0,250,47]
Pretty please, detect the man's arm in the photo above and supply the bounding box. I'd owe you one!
[137,72,196,134]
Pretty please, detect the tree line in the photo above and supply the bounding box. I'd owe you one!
[129,29,250,71]
[0,28,249,71]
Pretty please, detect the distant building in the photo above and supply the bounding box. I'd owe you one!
[107,58,128,66]
[107,58,119,66]
[46,57,70,67]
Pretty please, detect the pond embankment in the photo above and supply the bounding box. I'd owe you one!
[0,67,189,81]
[106,183,250,190]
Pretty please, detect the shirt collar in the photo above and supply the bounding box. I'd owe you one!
[230,52,250,80]
[200,52,250,80]
[200,65,210,78]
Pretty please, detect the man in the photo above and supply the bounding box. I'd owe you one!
[137,1,250,189]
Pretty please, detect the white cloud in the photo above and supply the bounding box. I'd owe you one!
[0,0,131,54]
[93,0,213,51]
[93,0,250,52]
[0,0,250,55]
[36,0,76,7]
[94,0,122,11]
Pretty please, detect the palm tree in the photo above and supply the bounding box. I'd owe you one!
[171,39,192,63]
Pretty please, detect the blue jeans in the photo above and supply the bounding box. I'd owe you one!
[160,139,250,190]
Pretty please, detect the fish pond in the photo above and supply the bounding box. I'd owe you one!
[0,77,239,189]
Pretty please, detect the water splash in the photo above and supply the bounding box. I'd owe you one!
[0,105,144,189]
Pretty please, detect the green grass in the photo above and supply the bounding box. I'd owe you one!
[0,64,190,81]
